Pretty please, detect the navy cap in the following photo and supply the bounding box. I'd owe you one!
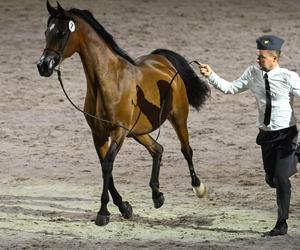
[256,35,284,51]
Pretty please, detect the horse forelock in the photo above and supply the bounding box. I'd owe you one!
[47,12,75,27]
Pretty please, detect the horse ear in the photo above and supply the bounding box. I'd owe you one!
[47,0,57,16]
[56,1,65,15]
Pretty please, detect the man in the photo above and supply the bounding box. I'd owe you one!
[199,35,300,236]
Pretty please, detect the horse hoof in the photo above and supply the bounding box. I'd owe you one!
[153,193,165,208]
[95,213,110,226]
[120,201,133,219]
[193,183,208,198]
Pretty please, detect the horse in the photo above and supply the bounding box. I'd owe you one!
[37,1,210,226]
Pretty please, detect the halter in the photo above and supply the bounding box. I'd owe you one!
[44,19,72,65]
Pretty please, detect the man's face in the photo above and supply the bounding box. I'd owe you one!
[256,50,278,72]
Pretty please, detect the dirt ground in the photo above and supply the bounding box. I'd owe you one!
[1,0,300,249]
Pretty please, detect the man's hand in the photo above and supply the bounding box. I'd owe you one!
[199,64,212,78]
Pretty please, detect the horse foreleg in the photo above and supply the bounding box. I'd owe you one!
[134,134,165,208]
[169,117,208,198]
[108,175,133,219]
[93,131,131,226]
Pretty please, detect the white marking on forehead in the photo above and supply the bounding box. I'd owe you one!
[49,23,55,31]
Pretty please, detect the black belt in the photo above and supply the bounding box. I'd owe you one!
[257,126,297,145]
[259,125,297,136]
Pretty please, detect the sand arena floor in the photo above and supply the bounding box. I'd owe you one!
[1,0,300,249]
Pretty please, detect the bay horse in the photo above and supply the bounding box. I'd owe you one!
[37,1,210,226]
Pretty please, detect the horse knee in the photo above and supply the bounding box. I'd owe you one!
[156,145,163,158]
[150,144,163,160]
[158,144,164,154]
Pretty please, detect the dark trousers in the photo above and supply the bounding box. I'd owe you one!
[256,126,298,221]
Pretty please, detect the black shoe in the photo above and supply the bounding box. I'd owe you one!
[263,220,288,237]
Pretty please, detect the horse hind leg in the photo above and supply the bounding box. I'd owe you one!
[134,134,165,208]
[169,115,208,198]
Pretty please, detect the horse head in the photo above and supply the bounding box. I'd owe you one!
[37,1,78,77]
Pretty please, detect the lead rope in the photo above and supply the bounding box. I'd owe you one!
[154,60,202,140]
[55,60,202,142]
[54,66,139,136]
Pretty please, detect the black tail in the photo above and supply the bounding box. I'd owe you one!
[151,49,210,111]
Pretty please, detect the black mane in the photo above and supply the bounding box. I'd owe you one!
[69,8,136,65]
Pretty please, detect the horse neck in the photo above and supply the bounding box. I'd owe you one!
[77,25,122,97]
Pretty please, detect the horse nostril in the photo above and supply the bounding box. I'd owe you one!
[36,54,57,77]
[37,61,49,76]
[37,55,45,65]
[37,62,44,74]
[37,59,55,77]
[37,61,43,70]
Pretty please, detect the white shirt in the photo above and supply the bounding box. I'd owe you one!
[208,65,300,131]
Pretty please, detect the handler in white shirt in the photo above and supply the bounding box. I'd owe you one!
[199,35,300,236]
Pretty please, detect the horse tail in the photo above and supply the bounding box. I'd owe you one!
[151,49,210,111]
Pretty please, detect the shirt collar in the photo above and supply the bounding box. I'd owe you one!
[263,65,280,77]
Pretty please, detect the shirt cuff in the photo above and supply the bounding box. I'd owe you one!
[207,71,218,86]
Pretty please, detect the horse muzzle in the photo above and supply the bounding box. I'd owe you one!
[37,51,60,77]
